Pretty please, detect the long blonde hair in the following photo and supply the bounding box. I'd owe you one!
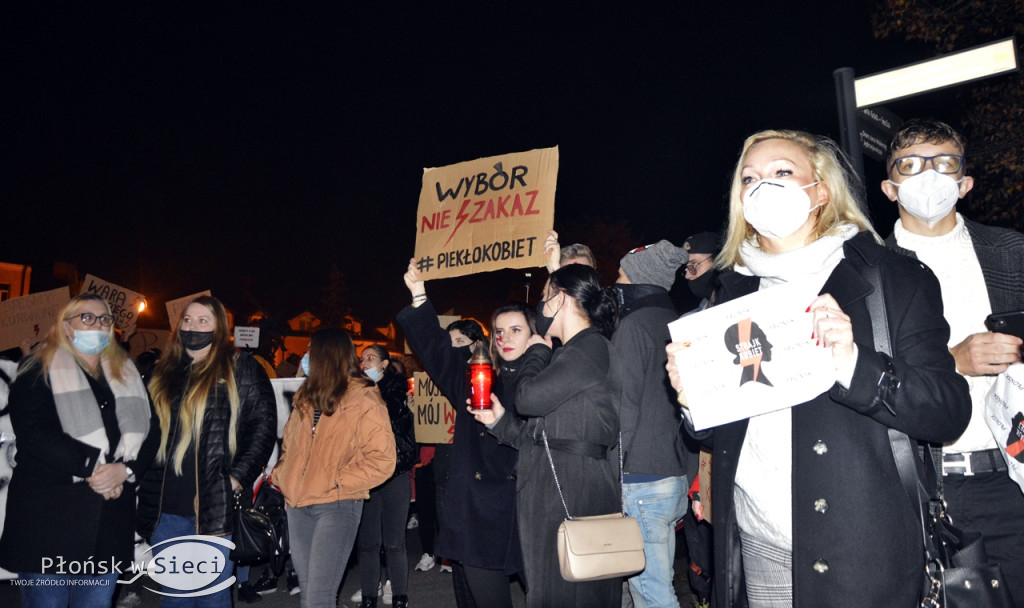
[148,296,240,475]
[718,130,879,269]
[28,294,130,382]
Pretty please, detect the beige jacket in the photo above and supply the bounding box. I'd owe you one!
[272,382,396,508]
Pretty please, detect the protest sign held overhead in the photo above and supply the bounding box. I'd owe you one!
[0,287,70,351]
[80,274,145,338]
[234,326,260,348]
[415,147,557,280]
[166,291,212,327]
[667,281,835,431]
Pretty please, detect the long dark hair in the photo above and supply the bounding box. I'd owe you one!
[362,344,399,381]
[549,264,619,338]
[294,329,372,416]
[489,302,536,367]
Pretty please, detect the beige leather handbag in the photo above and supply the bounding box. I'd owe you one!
[543,430,646,582]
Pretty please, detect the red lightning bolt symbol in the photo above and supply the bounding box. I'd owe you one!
[443,199,472,248]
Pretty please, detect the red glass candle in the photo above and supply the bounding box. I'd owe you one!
[468,342,493,409]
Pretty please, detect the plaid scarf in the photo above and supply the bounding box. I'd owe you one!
[49,348,150,481]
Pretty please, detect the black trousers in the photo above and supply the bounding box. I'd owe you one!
[943,470,1024,606]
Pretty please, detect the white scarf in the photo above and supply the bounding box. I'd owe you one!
[49,348,151,480]
[735,223,860,290]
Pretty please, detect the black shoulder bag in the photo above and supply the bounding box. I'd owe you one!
[864,262,1012,608]
[230,475,289,574]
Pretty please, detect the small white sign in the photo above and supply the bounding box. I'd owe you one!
[234,326,259,348]
[985,363,1024,494]
[667,281,835,430]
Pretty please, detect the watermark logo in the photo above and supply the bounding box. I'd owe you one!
[121,535,235,597]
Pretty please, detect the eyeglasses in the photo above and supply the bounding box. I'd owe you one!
[685,257,711,274]
[888,154,964,177]
[65,312,115,327]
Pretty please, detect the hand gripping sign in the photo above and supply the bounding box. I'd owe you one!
[414,147,557,280]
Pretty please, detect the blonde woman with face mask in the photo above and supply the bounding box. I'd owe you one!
[665,130,970,608]
[135,296,277,608]
[0,295,158,607]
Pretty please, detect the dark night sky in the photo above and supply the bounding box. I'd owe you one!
[4,3,961,328]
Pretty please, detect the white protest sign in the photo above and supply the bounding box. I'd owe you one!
[667,281,834,430]
[271,378,305,440]
[127,329,171,359]
[165,291,212,327]
[985,363,1024,494]
[234,326,260,348]
[81,274,145,337]
[0,287,70,351]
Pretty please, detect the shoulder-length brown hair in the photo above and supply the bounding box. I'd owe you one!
[149,295,239,474]
[294,328,372,416]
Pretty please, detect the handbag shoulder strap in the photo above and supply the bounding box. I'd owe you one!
[542,429,625,520]
[863,263,925,505]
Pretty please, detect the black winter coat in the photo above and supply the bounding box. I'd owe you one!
[706,233,970,607]
[491,328,622,608]
[136,352,277,538]
[612,290,690,478]
[376,370,418,477]
[397,301,524,574]
[0,361,160,573]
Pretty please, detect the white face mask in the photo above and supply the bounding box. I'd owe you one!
[888,170,962,226]
[742,179,821,240]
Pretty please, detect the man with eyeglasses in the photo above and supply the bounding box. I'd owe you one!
[682,232,721,313]
[881,118,1024,604]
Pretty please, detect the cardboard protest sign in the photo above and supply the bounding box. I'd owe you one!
[667,281,834,430]
[0,287,70,351]
[165,291,212,327]
[81,274,145,337]
[234,326,260,348]
[411,371,455,444]
[985,363,1024,493]
[414,147,558,280]
[697,448,713,523]
[127,329,171,359]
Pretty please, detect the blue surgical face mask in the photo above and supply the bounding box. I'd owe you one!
[300,353,310,376]
[73,329,110,355]
[365,366,383,383]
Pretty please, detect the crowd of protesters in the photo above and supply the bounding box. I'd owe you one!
[0,118,1022,608]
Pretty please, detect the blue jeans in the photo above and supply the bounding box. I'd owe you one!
[18,572,119,608]
[623,476,688,608]
[149,513,234,608]
[288,500,363,608]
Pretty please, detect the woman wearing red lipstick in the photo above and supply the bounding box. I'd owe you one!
[398,261,536,608]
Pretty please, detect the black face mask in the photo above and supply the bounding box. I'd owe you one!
[688,270,718,300]
[180,330,215,351]
[456,345,473,362]
[535,296,558,337]
[615,283,663,316]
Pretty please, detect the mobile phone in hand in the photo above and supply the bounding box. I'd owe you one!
[985,311,1024,339]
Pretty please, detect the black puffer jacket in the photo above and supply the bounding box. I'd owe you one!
[377,370,418,477]
[136,352,276,538]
